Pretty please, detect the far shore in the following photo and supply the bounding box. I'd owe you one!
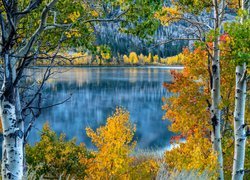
[30,64,184,68]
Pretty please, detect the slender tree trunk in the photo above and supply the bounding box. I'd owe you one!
[211,1,224,179]
[232,63,247,180]
[211,35,224,180]
[232,1,248,179]
[0,54,24,180]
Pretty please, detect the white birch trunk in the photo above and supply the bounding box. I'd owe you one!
[232,64,247,180]
[0,101,23,180]
[0,54,24,180]
[232,1,248,178]
[211,1,224,179]
[211,35,224,180]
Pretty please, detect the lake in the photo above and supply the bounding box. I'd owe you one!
[27,66,182,150]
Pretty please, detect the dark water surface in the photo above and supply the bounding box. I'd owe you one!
[28,67,181,150]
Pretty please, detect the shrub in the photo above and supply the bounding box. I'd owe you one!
[26,123,92,179]
[84,108,159,179]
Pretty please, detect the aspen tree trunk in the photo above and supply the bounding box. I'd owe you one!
[232,1,248,179]
[211,0,224,179]
[0,54,24,180]
[232,63,247,180]
[211,35,224,180]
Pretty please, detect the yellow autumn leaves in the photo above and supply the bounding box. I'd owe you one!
[123,52,183,65]
[165,133,217,174]
[161,53,184,65]
[26,108,159,179]
[85,108,159,179]
[123,52,140,64]
[85,108,136,179]
[155,7,182,26]
[162,36,250,178]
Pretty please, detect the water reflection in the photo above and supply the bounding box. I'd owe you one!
[28,67,178,150]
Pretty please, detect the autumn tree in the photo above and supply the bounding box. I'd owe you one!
[84,108,159,179]
[0,0,163,179]
[156,1,250,178]
[225,1,250,178]
[163,36,249,179]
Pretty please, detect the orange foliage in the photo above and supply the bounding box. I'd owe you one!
[163,37,237,176]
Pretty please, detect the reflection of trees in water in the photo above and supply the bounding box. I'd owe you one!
[28,68,175,150]
[41,67,174,85]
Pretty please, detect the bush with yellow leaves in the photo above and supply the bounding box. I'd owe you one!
[26,109,159,179]
[153,55,159,63]
[144,53,152,64]
[26,123,92,179]
[165,133,217,175]
[84,108,159,179]
[161,53,184,65]
[123,54,130,64]
[123,52,139,65]
[122,52,184,65]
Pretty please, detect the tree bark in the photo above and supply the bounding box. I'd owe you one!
[232,1,248,178]
[210,1,224,179]
[232,63,247,180]
[0,54,24,180]
[1,100,23,179]
[211,35,224,180]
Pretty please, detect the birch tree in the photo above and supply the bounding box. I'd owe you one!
[0,0,162,179]
[159,1,249,179]
[227,0,250,179]
[210,1,226,178]
[0,1,87,178]
[155,1,228,178]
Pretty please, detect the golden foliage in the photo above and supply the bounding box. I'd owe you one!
[91,10,99,17]
[68,11,80,22]
[145,53,152,64]
[161,53,184,65]
[123,52,139,65]
[165,133,217,174]
[65,28,81,38]
[155,7,182,26]
[153,55,159,63]
[162,37,240,177]
[123,54,130,64]
[84,108,135,179]
[84,108,159,179]
[123,52,183,65]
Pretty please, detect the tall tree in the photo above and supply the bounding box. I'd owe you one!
[161,1,250,179]
[156,1,228,178]
[210,1,226,178]
[228,0,250,179]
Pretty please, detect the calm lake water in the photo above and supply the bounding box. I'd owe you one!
[27,66,182,150]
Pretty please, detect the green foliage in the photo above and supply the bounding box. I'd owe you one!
[173,0,212,14]
[4,0,163,60]
[26,123,92,179]
[225,18,250,65]
[117,0,162,39]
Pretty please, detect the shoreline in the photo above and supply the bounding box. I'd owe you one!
[30,64,184,68]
